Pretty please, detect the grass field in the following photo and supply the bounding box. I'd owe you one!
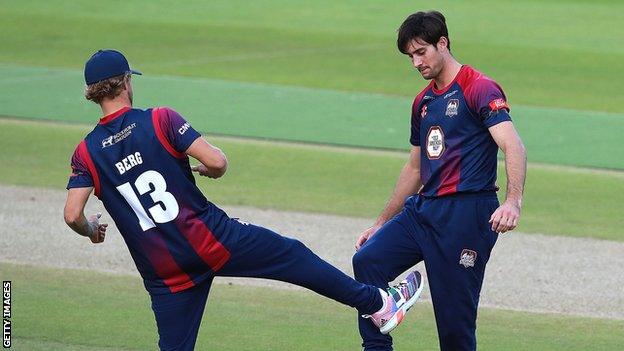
[2,65,623,169]
[1,0,624,170]
[6,263,624,351]
[2,0,624,113]
[1,1,623,350]
[1,118,623,240]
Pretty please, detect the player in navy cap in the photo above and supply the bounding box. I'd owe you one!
[84,49,142,85]
[63,49,424,350]
[352,11,527,351]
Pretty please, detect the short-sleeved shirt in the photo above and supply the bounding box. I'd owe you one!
[67,107,200,190]
[410,65,512,197]
[67,107,230,295]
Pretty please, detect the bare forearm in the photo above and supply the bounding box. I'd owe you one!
[503,141,527,206]
[66,213,94,237]
[376,163,421,225]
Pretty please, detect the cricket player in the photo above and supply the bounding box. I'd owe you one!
[352,11,527,350]
[63,49,424,351]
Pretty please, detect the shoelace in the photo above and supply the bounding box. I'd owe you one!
[394,280,413,299]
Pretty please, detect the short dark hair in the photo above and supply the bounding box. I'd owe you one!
[397,11,450,54]
[84,73,130,104]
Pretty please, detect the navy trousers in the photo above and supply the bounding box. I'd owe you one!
[353,192,499,351]
[150,220,383,350]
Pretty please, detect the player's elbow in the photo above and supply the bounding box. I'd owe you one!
[501,136,526,157]
[63,206,81,227]
[201,153,228,178]
[212,155,228,177]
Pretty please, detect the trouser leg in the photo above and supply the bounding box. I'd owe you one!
[423,196,499,351]
[218,222,382,315]
[352,208,424,351]
[150,277,213,351]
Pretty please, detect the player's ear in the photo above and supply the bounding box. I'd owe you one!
[437,36,449,52]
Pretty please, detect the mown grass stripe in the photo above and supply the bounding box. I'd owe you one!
[1,117,622,240]
[4,262,623,351]
[2,65,623,169]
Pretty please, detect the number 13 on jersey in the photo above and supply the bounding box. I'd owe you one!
[116,170,180,231]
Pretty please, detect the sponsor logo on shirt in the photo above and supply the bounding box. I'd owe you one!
[102,123,136,148]
[426,126,445,159]
[102,136,114,148]
[488,98,509,112]
[445,99,459,117]
[70,169,86,177]
[178,122,191,135]
[459,249,477,268]
[443,90,457,99]
[420,104,428,118]
[232,218,250,225]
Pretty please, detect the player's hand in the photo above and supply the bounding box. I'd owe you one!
[88,213,108,244]
[191,164,218,178]
[355,224,382,251]
[489,200,521,234]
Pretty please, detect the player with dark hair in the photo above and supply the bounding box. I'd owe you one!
[63,49,424,350]
[352,11,526,351]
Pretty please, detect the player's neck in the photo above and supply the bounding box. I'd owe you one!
[433,59,462,91]
[100,98,132,117]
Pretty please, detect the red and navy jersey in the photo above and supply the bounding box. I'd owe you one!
[410,65,512,197]
[67,107,231,294]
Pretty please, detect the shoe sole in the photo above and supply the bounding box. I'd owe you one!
[379,275,425,335]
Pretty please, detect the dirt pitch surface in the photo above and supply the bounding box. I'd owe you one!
[1,184,622,320]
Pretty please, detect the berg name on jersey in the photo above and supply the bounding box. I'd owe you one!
[115,152,143,175]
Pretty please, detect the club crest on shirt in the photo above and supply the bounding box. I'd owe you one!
[459,249,477,268]
[445,99,459,117]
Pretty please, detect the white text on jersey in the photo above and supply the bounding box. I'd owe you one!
[115,152,143,175]
[102,123,136,148]
[178,122,190,135]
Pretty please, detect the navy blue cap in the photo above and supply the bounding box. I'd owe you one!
[84,49,142,85]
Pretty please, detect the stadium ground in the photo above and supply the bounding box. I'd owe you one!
[2,183,623,320]
[5,264,624,351]
[2,184,623,350]
[2,118,622,240]
[3,0,624,113]
[2,65,623,170]
[1,1,623,349]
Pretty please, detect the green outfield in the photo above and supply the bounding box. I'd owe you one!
[2,1,623,350]
[6,263,624,351]
[2,0,624,112]
[2,65,623,169]
[1,118,622,240]
[1,0,624,170]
